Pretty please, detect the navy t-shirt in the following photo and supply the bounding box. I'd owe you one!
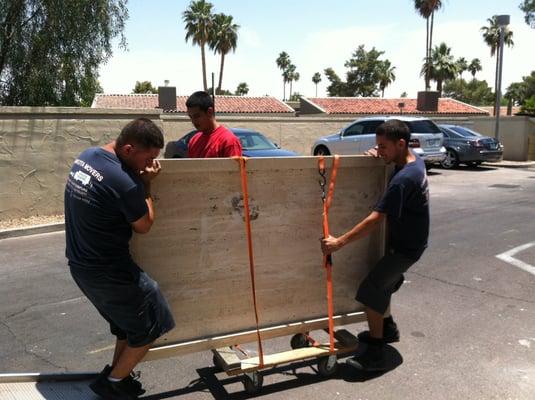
[374,156,430,260]
[64,147,148,268]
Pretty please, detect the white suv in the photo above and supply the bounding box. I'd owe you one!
[311,116,446,168]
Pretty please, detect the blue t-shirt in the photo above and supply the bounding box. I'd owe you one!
[374,156,430,260]
[64,147,148,268]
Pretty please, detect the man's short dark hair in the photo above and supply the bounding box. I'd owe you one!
[185,91,214,112]
[376,119,411,147]
[116,118,164,149]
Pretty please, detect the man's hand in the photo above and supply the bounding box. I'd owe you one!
[140,160,161,184]
[321,235,344,255]
[364,146,379,157]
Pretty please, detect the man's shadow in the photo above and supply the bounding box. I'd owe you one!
[141,344,403,399]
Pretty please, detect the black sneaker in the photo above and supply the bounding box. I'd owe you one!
[346,344,388,372]
[97,364,145,396]
[89,374,138,400]
[357,317,400,344]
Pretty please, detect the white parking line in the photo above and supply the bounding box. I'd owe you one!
[496,241,535,276]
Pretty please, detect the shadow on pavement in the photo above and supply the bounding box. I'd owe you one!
[142,345,403,399]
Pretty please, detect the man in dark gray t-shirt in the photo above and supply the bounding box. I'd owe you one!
[65,118,175,399]
[321,119,429,372]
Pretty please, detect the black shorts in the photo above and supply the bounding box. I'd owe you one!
[70,263,175,347]
[355,249,418,314]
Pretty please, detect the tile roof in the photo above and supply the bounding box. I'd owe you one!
[92,94,294,114]
[303,97,489,115]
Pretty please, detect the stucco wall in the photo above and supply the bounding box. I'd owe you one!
[0,108,161,221]
[1,108,533,222]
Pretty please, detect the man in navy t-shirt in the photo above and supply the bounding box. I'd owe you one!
[65,118,175,399]
[321,119,429,372]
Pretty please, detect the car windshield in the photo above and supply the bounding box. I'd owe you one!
[406,120,441,134]
[235,131,277,150]
[449,126,482,138]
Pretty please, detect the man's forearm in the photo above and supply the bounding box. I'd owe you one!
[144,181,155,226]
[339,212,383,247]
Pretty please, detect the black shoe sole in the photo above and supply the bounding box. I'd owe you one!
[346,357,388,372]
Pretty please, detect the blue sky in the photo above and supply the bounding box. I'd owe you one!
[98,0,535,99]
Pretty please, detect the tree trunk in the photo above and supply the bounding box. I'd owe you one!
[201,43,207,91]
[315,84,318,97]
[283,80,286,101]
[289,80,293,100]
[217,52,225,92]
[425,17,430,91]
[437,79,442,97]
[428,13,435,91]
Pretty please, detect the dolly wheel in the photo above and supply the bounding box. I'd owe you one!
[317,355,338,377]
[243,372,263,395]
[290,333,310,349]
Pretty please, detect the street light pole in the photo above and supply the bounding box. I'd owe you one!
[494,14,510,143]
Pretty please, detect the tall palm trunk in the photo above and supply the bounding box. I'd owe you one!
[382,88,385,98]
[201,42,207,91]
[217,53,226,91]
[315,84,318,97]
[289,80,293,100]
[428,12,436,91]
[425,17,430,90]
[283,81,286,101]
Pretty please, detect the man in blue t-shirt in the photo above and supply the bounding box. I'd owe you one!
[65,118,175,399]
[321,119,429,372]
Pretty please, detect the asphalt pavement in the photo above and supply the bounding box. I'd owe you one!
[1,164,534,399]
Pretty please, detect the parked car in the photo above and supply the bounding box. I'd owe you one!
[311,116,446,169]
[165,128,298,158]
[438,124,503,169]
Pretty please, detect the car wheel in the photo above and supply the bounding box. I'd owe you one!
[441,149,459,169]
[314,146,331,156]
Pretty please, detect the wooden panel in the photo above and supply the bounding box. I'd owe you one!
[131,156,387,353]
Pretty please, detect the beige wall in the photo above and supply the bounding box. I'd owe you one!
[1,107,533,222]
[0,107,161,222]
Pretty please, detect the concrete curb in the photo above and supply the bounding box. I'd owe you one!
[483,161,535,169]
[0,222,65,240]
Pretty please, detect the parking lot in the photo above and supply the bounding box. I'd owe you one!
[1,165,534,399]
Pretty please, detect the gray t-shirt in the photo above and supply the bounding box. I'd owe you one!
[64,147,147,268]
[374,156,430,260]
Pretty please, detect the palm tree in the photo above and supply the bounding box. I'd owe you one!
[414,0,443,90]
[276,51,290,100]
[378,61,396,97]
[183,0,214,91]
[468,58,482,80]
[481,16,514,114]
[312,72,321,97]
[285,64,298,100]
[423,42,457,96]
[235,82,249,96]
[455,57,468,80]
[210,13,239,93]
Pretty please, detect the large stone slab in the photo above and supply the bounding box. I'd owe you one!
[131,156,388,353]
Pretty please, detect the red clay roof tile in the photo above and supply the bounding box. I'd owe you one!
[92,94,294,114]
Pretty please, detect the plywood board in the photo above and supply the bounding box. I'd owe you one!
[131,156,387,356]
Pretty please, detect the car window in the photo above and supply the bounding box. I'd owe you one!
[364,120,384,134]
[234,131,276,150]
[406,120,441,133]
[343,122,366,137]
[450,126,481,138]
[440,128,451,138]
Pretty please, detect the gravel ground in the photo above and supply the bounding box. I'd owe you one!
[0,214,64,230]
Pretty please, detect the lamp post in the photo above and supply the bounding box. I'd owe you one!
[494,14,510,143]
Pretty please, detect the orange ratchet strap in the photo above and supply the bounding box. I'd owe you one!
[318,155,340,352]
[235,156,264,367]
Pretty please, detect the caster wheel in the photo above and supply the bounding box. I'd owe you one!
[243,372,263,395]
[290,333,310,349]
[317,355,338,377]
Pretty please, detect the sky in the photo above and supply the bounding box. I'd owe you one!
[98,0,535,99]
